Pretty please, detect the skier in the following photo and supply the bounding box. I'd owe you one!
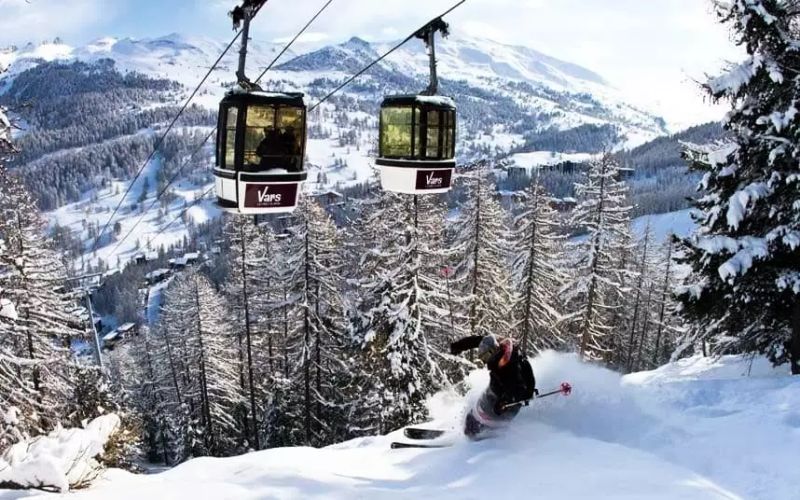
[450,335,536,438]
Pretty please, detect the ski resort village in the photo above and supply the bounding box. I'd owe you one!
[0,0,799,498]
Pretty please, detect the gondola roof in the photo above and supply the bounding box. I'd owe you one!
[381,94,456,109]
[222,90,306,106]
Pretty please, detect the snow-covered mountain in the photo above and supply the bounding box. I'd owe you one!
[0,32,672,271]
[2,32,667,141]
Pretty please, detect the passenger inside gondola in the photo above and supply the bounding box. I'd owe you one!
[255,126,301,171]
[256,126,280,160]
[281,126,298,160]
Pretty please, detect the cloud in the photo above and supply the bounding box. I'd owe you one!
[0,0,744,128]
[272,32,329,44]
[188,0,742,128]
[0,0,110,46]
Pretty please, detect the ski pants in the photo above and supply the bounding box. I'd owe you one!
[464,387,521,438]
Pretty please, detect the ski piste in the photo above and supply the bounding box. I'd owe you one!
[391,382,572,449]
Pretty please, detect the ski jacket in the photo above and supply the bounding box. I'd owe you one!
[451,336,536,410]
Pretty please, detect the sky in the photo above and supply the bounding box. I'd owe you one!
[0,0,743,130]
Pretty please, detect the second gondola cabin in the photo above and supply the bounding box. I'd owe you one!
[214,90,307,214]
[377,95,456,195]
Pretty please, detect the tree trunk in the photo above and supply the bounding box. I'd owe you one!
[635,285,654,371]
[315,277,322,435]
[521,190,539,355]
[16,211,41,394]
[626,231,649,372]
[162,327,183,405]
[469,179,482,337]
[580,160,607,361]
[240,221,260,450]
[303,223,312,445]
[193,279,214,451]
[790,300,800,375]
[283,286,290,379]
[652,244,673,366]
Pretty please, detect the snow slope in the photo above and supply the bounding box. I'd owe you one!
[510,151,597,170]
[3,32,675,269]
[633,209,696,243]
[2,352,796,499]
[47,151,218,270]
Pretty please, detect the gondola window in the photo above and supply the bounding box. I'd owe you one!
[381,107,413,157]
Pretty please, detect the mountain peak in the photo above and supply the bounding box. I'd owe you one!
[343,36,372,50]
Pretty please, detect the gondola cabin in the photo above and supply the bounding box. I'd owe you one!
[377,95,456,194]
[214,91,307,214]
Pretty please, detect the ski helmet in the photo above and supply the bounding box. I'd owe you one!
[477,335,500,363]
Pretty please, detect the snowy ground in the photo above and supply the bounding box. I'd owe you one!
[2,352,796,499]
[47,144,218,271]
[509,151,598,170]
[633,209,695,242]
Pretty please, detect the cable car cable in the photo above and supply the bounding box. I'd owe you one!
[308,0,467,113]
[91,1,272,252]
[113,0,465,258]
[142,186,215,253]
[106,128,217,258]
[107,0,336,259]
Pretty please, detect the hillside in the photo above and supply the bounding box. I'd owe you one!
[0,32,685,271]
[1,352,796,499]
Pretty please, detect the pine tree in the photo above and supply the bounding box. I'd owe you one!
[511,175,566,353]
[451,162,514,340]
[130,325,172,464]
[649,240,682,367]
[221,215,274,449]
[276,199,351,446]
[0,167,81,436]
[622,222,656,372]
[676,0,800,374]
[155,272,244,458]
[562,154,633,361]
[0,67,11,160]
[349,189,452,434]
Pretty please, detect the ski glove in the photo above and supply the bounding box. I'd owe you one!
[493,400,506,415]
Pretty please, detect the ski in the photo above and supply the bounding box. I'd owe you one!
[391,441,451,449]
[403,428,446,440]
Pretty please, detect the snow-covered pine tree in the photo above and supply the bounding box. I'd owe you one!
[0,65,18,451]
[511,174,566,353]
[605,219,638,367]
[632,241,682,371]
[451,161,514,340]
[647,239,683,368]
[349,189,451,434]
[260,244,305,448]
[414,194,470,356]
[275,198,351,447]
[156,272,243,458]
[562,154,633,361]
[130,325,172,464]
[676,0,800,374]
[622,222,656,372]
[147,298,191,464]
[221,215,274,449]
[186,272,244,455]
[0,167,81,436]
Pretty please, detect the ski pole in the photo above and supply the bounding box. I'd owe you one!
[501,382,572,411]
[538,382,572,398]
